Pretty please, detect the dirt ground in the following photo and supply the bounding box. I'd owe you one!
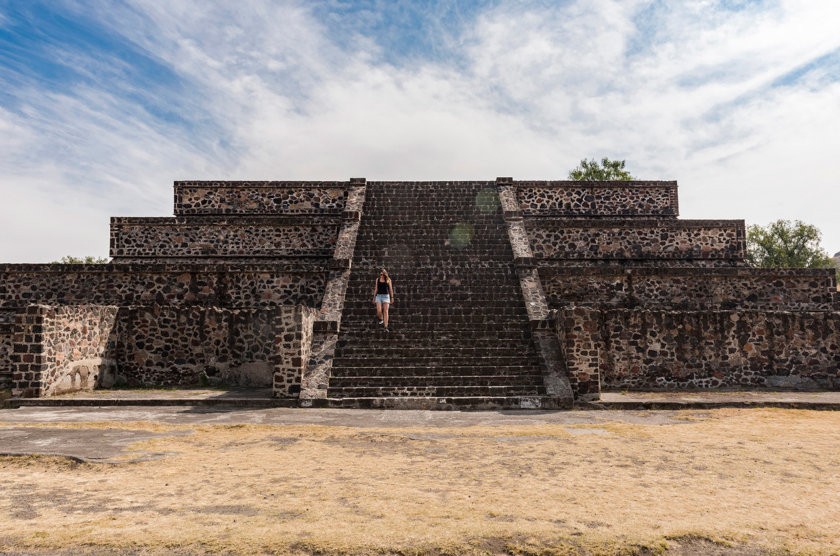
[1,407,839,555]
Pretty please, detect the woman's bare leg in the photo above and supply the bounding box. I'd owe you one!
[376,302,384,322]
[382,302,390,328]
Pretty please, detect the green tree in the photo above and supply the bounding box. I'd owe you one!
[746,220,833,269]
[568,157,634,181]
[52,255,110,264]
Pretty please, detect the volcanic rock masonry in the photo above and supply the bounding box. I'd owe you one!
[1,178,838,408]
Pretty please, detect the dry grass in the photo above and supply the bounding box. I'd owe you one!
[1,409,839,555]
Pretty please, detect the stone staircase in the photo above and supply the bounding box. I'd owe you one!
[328,182,553,408]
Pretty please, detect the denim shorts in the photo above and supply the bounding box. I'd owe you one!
[374,294,391,304]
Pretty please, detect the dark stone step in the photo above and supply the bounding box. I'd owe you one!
[345,284,521,292]
[340,307,528,317]
[347,278,520,284]
[336,337,534,349]
[329,375,544,387]
[350,266,516,272]
[330,367,542,378]
[343,295,523,302]
[347,275,520,282]
[334,346,537,357]
[343,295,522,302]
[340,319,529,327]
[352,241,511,246]
[327,385,546,398]
[338,329,532,340]
[352,251,513,256]
[340,306,527,314]
[330,363,541,373]
[308,396,567,410]
[339,321,531,331]
[355,228,507,233]
[340,324,530,334]
[332,355,541,367]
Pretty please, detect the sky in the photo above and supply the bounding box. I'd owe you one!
[0,0,838,262]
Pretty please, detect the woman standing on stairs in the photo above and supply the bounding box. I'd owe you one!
[373,268,395,331]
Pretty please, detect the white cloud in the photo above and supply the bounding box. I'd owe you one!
[1,0,839,263]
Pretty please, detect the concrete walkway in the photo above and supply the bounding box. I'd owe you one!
[1,392,838,464]
[4,388,840,410]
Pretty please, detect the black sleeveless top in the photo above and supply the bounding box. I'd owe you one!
[377,279,390,295]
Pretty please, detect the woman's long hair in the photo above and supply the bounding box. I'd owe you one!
[379,268,390,282]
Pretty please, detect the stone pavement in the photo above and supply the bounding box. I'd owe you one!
[1,391,839,464]
[0,404,671,463]
[3,388,840,410]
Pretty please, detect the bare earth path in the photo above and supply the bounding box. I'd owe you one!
[1,406,839,555]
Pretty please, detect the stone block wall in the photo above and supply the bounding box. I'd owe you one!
[274,305,317,397]
[554,307,840,395]
[526,219,745,262]
[0,321,13,389]
[514,181,678,217]
[174,181,350,215]
[554,307,603,400]
[539,268,838,311]
[110,217,339,260]
[114,306,280,387]
[0,264,326,310]
[11,305,119,398]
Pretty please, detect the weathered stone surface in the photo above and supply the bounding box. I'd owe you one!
[515,181,678,217]
[174,181,350,215]
[526,219,745,262]
[0,321,12,389]
[300,331,338,400]
[274,305,317,397]
[540,267,838,311]
[570,308,840,391]
[554,307,603,400]
[11,305,118,397]
[114,306,281,388]
[110,216,339,260]
[0,264,326,309]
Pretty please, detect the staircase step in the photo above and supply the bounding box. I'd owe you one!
[332,355,541,367]
[311,396,566,410]
[330,365,542,377]
[329,375,543,387]
[336,338,534,349]
[334,347,537,357]
[327,385,546,398]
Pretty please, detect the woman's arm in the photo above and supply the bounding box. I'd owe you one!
[388,279,395,301]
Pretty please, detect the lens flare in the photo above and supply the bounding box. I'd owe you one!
[448,223,474,250]
[475,187,500,214]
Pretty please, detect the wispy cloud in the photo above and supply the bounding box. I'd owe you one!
[1,0,838,262]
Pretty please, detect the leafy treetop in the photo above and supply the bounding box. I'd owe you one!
[568,157,634,181]
[746,220,834,270]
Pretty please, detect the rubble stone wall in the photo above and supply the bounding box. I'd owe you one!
[274,305,317,397]
[0,264,326,309]
[110,217,339,259]
[11,305,119,397]
[540,268,837,311]
[114,306,285,387]
[554,307,603,400]
[555,307,840,394]
[526,219,745,261]
[514,181,678,217]
[0,322,13,389]
[174,181,349,215]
